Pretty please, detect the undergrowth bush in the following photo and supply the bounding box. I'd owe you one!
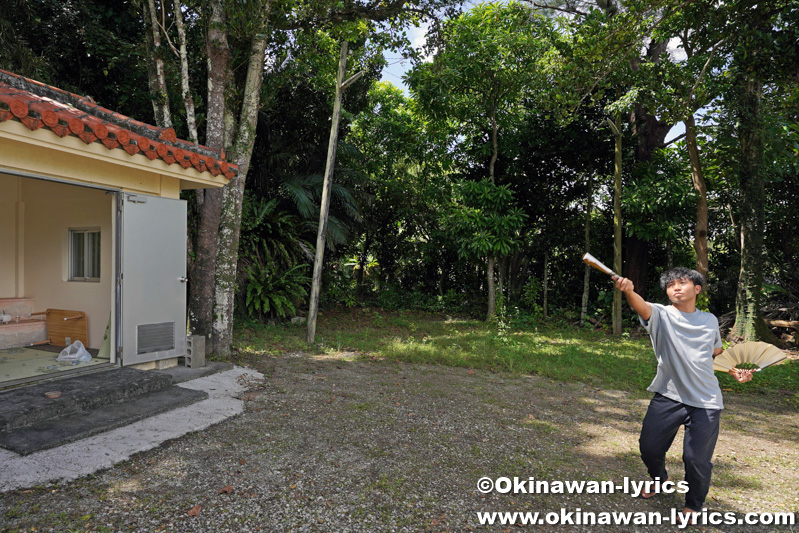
[245,256,310,320]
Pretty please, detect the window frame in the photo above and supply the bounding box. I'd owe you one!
[68,228,101,282]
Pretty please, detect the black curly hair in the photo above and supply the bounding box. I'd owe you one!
[659,267,705,292]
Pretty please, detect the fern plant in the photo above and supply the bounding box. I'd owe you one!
[245,253,310,319]
[238,194,313,321]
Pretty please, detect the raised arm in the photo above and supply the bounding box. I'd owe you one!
[614,276,652,321]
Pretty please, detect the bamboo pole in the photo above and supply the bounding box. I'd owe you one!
[307,41,348,344]
[607,115,623,335]
[580,174,593,326]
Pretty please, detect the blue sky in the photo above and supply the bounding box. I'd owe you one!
[378,22,429,92]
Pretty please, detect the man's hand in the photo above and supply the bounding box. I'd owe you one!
[728,368,754,383]
[614,276,652,321]
[614,276,634,293]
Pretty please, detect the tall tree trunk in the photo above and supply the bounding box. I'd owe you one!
[542,250,550,319]
[685,113,708,281]
[509,248,530,304]
[213,30,270,355]
[486,257,496,320]
[189,0,229,353]
[624,235,648,291]
[489,107,498,181]
[145,0,172,128]
[729,76,775,343]
[173,0,198,144]
[580,174,593,326]
[485,107,499,320]
[626,105,672,298]
[610,115,623,335]
[307,41,348,344]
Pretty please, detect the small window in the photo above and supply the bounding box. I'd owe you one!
[69,229,101,281]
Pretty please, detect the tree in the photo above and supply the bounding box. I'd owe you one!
[548,0,699,298]
[449,179,528,319]
[140,0,463,354]
[345,82,453,293]
[720,0,798,342]
[0,0,151,118]
[408,1,558,319]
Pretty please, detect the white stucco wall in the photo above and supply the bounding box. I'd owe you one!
[16,178,113,348]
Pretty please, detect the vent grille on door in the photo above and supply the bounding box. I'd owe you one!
[137,322,175,354]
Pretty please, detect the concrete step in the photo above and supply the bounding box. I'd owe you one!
[0,318,48,349]
[0,386,208,455]
[0,362,234,456]
[0,367,174,432]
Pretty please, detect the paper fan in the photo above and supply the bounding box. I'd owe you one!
[713,342,787,372]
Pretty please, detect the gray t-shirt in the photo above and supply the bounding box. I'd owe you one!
[640,303,724,410]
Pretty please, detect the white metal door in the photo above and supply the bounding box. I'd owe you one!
[118,193,187,365]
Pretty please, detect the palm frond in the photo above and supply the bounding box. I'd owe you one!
[325,214,351,247]
[281,175,319,219]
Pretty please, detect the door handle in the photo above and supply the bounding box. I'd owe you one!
[179,277,188,283]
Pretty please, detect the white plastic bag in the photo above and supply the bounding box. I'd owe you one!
[57,340,92,364]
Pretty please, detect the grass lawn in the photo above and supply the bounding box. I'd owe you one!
[231,307,799,402]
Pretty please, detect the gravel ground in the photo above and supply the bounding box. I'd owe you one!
[1,351,797,532]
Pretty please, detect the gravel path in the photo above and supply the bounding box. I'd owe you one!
[1,351,797,532]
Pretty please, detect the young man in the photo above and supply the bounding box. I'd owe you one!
[614,267,752,518]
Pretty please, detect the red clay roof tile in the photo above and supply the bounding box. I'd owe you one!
[102,138,120,150]
[92,122,108,139]
[0,69,235,181]
[41,109,59,128]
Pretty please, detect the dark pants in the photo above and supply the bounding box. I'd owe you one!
[639,393,721,512]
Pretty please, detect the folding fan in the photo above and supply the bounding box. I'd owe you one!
[713,341,788,372]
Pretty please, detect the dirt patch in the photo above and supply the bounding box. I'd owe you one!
[1,352,797,532]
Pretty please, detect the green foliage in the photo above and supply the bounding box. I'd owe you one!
[520,278,544,318]
[321,266,359,308]
[239,195,313,268]
[0,0,150,119]
[245,257,310,319]
[238,195,313,321]
[623,147,698,243]
[696,291,710,312]
[449,179,527,260]
[342,80,456,292]
[279,173,361,249]
[5,0,796,336]
[407,1,561,166]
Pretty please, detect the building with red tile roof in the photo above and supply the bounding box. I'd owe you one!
[0,70,228,377]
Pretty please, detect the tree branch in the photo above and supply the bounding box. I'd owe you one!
[530,1,588,17]
[275,0,440,30]
[687,38,726,103]
[664,132,686,146]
